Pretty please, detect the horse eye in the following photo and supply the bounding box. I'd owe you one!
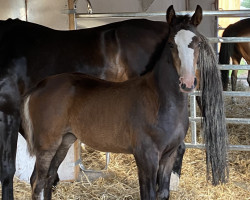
[198,42,202,47]
[168,42,174,48]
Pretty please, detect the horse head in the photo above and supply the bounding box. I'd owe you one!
[166,5,202,93]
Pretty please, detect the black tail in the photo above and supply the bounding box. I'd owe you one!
[198,34,229,185]
[219,26,235,90]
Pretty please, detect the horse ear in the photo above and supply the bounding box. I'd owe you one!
[166,5,176,25]
[191,5,203,27]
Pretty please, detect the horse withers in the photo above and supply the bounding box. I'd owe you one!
[220,18,250,91]
[21,5,228,200]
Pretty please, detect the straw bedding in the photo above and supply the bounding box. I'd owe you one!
[3,81,250,200]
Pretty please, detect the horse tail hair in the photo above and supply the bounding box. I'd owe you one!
[219,26,235,90]
[21,94,35,156]
[198,34,229,185]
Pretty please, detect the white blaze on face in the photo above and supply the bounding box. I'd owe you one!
[174,30,196,88]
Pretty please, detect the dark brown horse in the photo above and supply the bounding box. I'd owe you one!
[21,6,228,200]
[220,18,250,91]
[0,8,168,200]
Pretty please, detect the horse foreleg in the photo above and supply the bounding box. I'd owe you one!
[134,146,159,200]
[157,149,178,200]
[0,112,20,200]
[44,133,77,199]
[231,56,241,91]
[171,142,185,182]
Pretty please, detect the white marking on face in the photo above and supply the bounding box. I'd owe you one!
[174,29,196,76]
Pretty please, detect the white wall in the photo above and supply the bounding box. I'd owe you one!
[0,0,26,20]
[187,0,217,37]
[0,0,190,30]
[0,0,215,35]
[26,0,69,30]
[76,0,186,28]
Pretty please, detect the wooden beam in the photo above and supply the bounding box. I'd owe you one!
[68,0,75,30]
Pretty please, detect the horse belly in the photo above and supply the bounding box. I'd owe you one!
[72,122,133,154]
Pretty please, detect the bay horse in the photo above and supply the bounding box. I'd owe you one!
[21,5,228,200]
[1,7,168,200]
[219,18,250,91]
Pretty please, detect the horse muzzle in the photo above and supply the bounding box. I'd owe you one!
[179,77,197,93]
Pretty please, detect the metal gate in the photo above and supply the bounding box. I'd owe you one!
[72,8,250,160]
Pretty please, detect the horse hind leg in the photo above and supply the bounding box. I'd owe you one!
[231,70,238,91]
[31,138,62,200]
[44,133,77,199]
[231,56,241,91]
[0,112,20,200]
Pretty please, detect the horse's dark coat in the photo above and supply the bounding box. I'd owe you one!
[219,18,250,91]
[21,5,228,200]
[0,10,172,200]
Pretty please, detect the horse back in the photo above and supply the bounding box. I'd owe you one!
[23,72,160,154]
[1,18,168,92]
[222,18,250,63]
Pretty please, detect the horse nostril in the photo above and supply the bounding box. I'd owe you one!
[181,83,186,90]
[194,77,197,87]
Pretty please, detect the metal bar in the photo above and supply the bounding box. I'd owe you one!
[189,117,250,124]
[190,91,250,97]
[190,95,197,145]
[218,64,250,70]
[70,9,250,18]
[209,37,250,43]
[185,143,250,151]
[223,91,250,97]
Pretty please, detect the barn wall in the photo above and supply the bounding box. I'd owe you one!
[187,0,217,37]
[76,0,186,28]
[0,0,189,30]
[0,0,217,34]
[0,0,26,20]
[26,0,69,30]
